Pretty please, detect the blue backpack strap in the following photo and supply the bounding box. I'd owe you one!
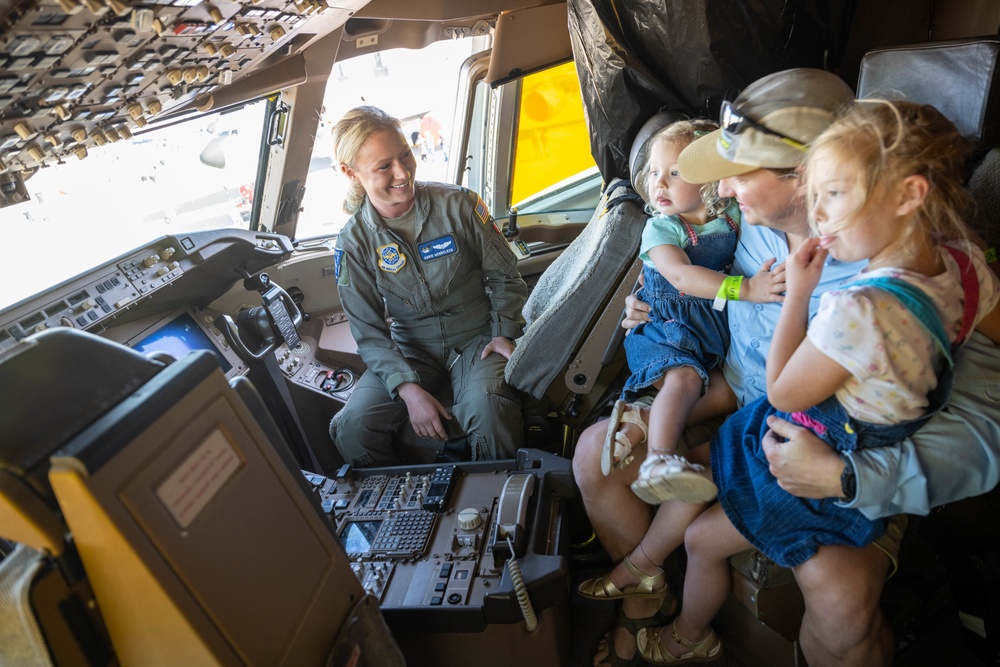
[846,276,954,368]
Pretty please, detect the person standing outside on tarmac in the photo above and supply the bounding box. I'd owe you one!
[329,105,527,467]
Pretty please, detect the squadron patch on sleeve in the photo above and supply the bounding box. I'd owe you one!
[377,243,407,273]
[418,235,458,261]
[334,248,351,286]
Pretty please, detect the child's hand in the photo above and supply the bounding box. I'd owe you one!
[786,237,827,299]
[743,257,786,303]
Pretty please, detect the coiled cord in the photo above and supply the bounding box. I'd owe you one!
[506,536,537,632]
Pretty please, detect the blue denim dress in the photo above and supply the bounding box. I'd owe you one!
[712,277,959,568]
[622,214,738,401]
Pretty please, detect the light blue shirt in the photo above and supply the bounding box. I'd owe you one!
[726,223,1000,519]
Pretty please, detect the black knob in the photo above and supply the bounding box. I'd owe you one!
[504,207,519,238]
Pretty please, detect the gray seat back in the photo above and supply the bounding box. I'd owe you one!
[504,178,645,414]
[857,37,1000,145]
[858,37,1000,256]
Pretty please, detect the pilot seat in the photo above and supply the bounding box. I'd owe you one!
[0,327,403,666]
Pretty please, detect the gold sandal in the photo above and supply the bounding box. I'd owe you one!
[597,605,675,667]
[637,620,722,664]
[577,553,667,601]
[601,400,649,476]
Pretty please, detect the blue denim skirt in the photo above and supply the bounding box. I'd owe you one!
[711,395,936,567]
[622,271,729,401]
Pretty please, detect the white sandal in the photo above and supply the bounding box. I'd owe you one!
[631,452,718,505]
[601,399,648,476]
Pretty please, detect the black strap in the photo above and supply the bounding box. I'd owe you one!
[603,178,644,210]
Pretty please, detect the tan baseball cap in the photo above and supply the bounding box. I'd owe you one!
[678,68,854,184]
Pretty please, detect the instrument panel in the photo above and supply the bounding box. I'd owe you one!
[0,227,292,351]
[0,226,358,403]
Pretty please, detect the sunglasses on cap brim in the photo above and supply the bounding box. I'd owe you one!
[720,101,809,152]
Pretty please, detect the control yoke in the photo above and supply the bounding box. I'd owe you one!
[214,270,320,472]
[215,271,302,361]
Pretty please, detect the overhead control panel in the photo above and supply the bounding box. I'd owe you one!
[0,0,368,176]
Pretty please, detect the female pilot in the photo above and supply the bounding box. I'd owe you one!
[329,106,526,467]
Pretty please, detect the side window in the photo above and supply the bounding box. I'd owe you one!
[510,61,596,208]
[462,60,601,223]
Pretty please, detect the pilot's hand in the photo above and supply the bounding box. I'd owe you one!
[762,415,844,499]
[743,257,786,303]
[481,336,515,360]
[622,293,651,330]
[397,382,451,440]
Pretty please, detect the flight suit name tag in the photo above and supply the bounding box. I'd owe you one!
[418,235,458,261]
[377,243,406,273]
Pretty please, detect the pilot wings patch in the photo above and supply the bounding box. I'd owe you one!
[418,235,458,261]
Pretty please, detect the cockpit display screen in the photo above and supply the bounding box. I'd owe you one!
[339,520,382,554]
[133,311,232,373]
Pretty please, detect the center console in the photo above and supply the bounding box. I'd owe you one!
[303,449,575,667]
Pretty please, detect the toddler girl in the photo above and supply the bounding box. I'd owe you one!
[606,118,783,505]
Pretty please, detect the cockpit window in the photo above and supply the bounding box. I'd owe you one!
[295,38,479,240]
[0,101,267,310]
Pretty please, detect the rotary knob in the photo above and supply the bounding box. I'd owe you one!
[458,508,482,531]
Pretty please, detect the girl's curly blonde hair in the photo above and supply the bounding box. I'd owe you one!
[634,118,732,218]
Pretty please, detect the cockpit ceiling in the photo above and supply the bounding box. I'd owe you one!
[0,0,371,175]
[0,0,564,177]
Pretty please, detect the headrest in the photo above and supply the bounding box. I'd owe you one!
[857,37,1000,146]
[0,329,163,513]
[628,111,686,203]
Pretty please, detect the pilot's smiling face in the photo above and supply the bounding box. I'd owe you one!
[347,128,417,219]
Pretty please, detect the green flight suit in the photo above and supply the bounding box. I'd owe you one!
[331,182,527,466]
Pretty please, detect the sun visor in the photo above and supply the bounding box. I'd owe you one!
[567,0,856,183]
[487,4,573,86]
